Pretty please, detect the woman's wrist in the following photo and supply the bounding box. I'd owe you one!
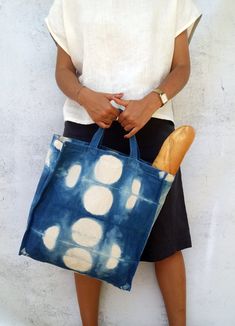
[76,85,86,104]
[77,85,92,106]
[143,91,163,114]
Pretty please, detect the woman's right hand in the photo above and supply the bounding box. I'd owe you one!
[77,87,124,128]
[55,45,122,128]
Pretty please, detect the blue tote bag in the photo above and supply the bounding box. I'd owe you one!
[18,126,175,291]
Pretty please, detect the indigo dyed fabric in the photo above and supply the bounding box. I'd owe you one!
[18,127,175,291]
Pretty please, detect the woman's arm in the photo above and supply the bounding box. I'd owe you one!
[55,44,83,103]
[113,30,191,138]
[55,45,123,127]
[145,29,191,111]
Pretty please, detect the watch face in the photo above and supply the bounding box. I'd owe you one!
[161,93,168,104]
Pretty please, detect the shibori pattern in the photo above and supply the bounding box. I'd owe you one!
[18,127,175,291]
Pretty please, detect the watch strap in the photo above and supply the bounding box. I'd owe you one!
[152,88,164,95]
[152,88,168,105]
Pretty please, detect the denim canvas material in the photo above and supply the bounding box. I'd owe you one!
[18,127,175,291]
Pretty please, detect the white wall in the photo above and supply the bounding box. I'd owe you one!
[0,0,235,325]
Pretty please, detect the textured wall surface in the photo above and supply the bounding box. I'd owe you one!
[0,0,235,325]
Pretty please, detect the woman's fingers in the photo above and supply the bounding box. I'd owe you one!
[93,91,124,127]
[99,107,119,126]
[112,97,130,107]
[124,126,139,138]
[123,123,135,131]
[97,121,111,128]
[103,92,124,100]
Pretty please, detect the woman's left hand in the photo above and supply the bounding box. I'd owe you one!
[111,95,158,138]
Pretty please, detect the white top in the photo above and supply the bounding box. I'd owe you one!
[45,0,202,125]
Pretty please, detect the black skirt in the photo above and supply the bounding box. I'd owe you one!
[62,117,192,262]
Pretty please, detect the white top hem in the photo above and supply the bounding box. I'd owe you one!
[63,112,175,125]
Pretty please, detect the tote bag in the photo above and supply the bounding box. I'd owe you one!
[18,126,175,291]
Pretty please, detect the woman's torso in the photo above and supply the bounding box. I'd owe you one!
[45,0,202,124]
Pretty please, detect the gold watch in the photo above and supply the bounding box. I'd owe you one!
[152,88,168,106]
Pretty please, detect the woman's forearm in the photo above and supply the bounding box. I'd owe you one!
[55,67,84,104]
[145,64,191,112]
[56,62,190,113]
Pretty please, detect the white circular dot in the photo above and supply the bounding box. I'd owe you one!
[63,247,93,272]
[65,164,82,188]
[106,257,119,269]
[131,179,141,195]
[71,218,103,247]
[53,139,63,151]
[111,243,121,258]
[94,154,123,184]
[165,173,174,182]
[125,195,137,209]
[42,225,60,250]
[83,185,113,215]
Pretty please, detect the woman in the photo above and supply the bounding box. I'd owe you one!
[45,0,202,325]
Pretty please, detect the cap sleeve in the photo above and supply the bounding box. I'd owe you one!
[175,0,202,44]
[44,0,70,55]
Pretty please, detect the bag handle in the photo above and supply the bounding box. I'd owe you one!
[89,126,140,159]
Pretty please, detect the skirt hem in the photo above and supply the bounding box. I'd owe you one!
[139,240,192,262]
